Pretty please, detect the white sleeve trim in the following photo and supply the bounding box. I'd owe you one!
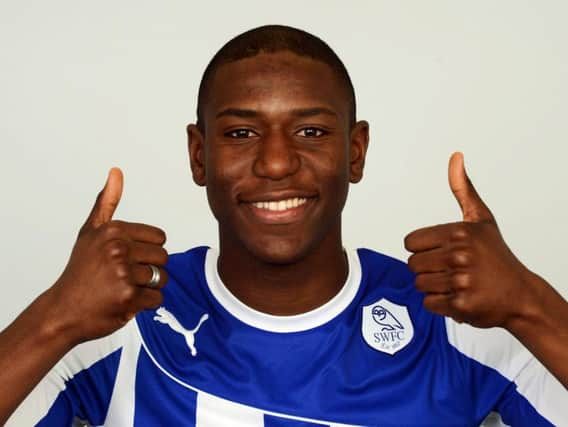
[104,320,141,426]
[445,318,567,425]
[6,321,134,426]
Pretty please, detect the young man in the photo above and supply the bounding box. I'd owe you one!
[2,25,567,426]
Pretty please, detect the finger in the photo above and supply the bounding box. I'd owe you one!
[112,221,167,245]
[422,293,453,317]
[128,242,169,266]
[131,264,169,289]
[448,152,493,223]
[131,288,165,312]
[408,248,448,273]
[404,223,456,252]
[415,272,451,294]
[84,168,124,230]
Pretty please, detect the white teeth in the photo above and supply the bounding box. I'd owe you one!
[252,197,308,211]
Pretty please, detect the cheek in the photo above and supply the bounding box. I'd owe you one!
[303,146,350,191]
[204,146,251,220]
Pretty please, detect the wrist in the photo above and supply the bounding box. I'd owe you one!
[503,268,548,336]
[30,286,82,352]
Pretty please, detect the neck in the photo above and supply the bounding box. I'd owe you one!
[217,231,348,316]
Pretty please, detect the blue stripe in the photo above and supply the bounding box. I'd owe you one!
[496,384,553,427]
[133,347,198,426]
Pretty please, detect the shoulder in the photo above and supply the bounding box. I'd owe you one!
[355,247,420,307]
[356,247,414,285]
[166,246,209,276]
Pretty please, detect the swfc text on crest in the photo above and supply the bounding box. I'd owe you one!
[362,298,414,355]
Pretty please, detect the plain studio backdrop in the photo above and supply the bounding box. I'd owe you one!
[0,1,567,333]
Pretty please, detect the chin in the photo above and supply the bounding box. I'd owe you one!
[246,237,313,266]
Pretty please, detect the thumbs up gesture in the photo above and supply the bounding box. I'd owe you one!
[47,168,168,344]
[404,153,534,328]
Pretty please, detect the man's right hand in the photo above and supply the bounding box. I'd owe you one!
[47,168,168,345]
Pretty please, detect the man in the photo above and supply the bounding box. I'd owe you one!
[2,25,567,426]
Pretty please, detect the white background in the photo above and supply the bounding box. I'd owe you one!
[0,1,567,330]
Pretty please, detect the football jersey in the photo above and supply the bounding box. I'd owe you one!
[8,247,566,426]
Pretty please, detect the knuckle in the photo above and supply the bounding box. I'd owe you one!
[114,263,130,280]
[450,295,472,316]
[450,223,471,242]
[450,272,471,290]
[117,286,136,307]
[449,249,472,267]
[104,240,129,260]
[102,221,124,239]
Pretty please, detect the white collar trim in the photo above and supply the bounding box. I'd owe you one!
[204,248,361,333]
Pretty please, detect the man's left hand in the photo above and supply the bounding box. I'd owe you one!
[404,152,535,329]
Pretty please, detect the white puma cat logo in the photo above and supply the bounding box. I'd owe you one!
[153,307,209,357]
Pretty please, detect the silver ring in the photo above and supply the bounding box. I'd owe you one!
[147,264,161,288]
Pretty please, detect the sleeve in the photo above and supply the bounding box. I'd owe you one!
[445,317,567,427]
[5,321,132,427]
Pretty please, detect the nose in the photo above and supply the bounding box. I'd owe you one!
[252,131,300,180]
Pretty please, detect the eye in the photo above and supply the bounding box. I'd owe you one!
[296,127,327,138]
[224,128,258,139]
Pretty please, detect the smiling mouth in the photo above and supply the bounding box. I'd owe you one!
[251,197,308,211]
[244,196,316,224]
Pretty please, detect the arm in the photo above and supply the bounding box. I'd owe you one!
[404,152,568,388]
[0,168,169,424]
[505,270,568,387]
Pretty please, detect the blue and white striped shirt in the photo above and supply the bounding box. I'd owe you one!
[9,247,566,426]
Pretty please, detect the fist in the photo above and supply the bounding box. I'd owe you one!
[48,168,169,344]
[404,153,533,329]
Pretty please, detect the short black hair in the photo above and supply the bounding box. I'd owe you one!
[196,25,356,133]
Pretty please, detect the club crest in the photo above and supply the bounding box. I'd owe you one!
[362,298,414,355]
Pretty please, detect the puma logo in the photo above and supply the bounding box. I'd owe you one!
[153,307,209,357]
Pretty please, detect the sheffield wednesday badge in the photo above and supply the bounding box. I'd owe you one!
[362,298,414,355]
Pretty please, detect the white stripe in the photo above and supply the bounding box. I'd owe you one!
[445,318,567,425]
[205,248,362,333]
[196,392,264,427]
[103,321,141,426]
[512,355,566,426]
[6,321,129,426]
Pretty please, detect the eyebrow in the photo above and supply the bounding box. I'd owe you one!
[215,107,338,119]
[216,108,258,119]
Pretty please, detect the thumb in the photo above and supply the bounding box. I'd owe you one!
[84,167,124,230]
[448,152,493,223]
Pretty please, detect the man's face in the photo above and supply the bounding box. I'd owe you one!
[189,51,368,264]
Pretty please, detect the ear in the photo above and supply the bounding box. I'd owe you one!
[187,124,206,186]
[348,120,369,183]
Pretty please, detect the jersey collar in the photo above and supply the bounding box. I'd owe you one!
[204,248,361,333]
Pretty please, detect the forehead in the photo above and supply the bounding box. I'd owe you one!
[203,51,350,124]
